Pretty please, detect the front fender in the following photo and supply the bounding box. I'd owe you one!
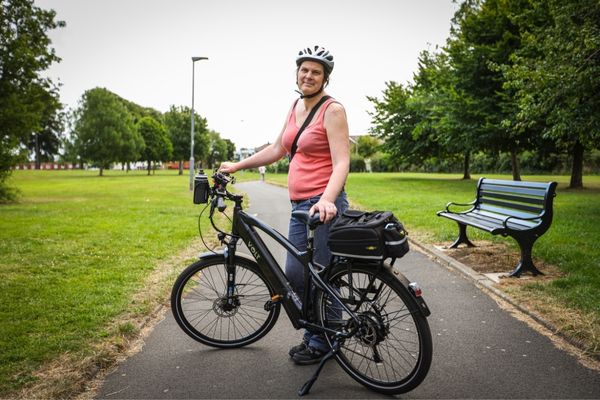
[197,250,256,264]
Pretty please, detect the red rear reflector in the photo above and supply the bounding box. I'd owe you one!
[409,282,422,297]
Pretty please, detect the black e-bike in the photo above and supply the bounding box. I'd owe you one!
[171,172,432,396]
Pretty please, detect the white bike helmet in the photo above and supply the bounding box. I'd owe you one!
[296,45,334,74]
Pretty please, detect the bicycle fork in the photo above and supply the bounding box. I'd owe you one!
[223,238,238,306]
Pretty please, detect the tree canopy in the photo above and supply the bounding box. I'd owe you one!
[368,0,600,187]
[163,105,209,174]
[0,0,64,201]
[72,88,138,176]
[137,116,172,174]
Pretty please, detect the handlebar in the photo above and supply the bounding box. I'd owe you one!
[193,170,237,209]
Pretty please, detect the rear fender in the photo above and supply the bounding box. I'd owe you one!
[385,264,431,318]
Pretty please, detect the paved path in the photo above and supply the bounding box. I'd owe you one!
[96,181,600,399]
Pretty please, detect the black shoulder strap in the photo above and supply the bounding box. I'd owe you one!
[290,95,331,160]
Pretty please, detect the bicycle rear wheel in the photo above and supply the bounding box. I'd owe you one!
[316,262,432,395]
[171,255,280,348]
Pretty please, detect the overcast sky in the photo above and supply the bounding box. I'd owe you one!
[35,0,458,150]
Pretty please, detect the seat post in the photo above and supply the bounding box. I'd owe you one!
[306,226,315,259]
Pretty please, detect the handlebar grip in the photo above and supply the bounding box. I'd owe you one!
[217,196,226,212]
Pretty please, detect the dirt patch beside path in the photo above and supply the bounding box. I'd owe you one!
[431,240,599,364]
[434,240,562,277]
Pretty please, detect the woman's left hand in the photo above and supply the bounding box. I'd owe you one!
[309,199,338,223]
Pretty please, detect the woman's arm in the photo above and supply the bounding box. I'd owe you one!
[310,102,350,222]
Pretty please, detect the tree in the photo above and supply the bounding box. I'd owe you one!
[0,0,64,201]
[111,92,159,171]
[443,0,535,180]
[505,0,600,188]
[163,105,209,174]
[355,135,379,159]
[206,131,228,169]
[26,86,65,169]
[72,88,136,176]
[223,138,236,161]
[137,116,172,175]
[368,81,419,166]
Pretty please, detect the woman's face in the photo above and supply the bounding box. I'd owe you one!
[297,60,326,96]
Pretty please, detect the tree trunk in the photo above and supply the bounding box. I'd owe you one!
[34,133,41,170]
[462,151,471,180]
[511,149,521,181]
[569,140,584,189]
[147,160,151,176]
[99,167,104,176]
[179,160,183,175]
[126,162,131,172]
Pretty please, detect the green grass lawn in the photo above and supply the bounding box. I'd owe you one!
[0,170,598,396]
[0,169,215,395]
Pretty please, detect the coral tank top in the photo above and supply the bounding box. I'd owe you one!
[281,98,337,201]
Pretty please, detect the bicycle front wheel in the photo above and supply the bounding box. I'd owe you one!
[171,255,280,348]
[316,263,432,395]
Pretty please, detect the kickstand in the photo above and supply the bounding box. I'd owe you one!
[297,340,339,396]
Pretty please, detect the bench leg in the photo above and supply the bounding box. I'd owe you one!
[449,223,476,249]
[509,235,544,277]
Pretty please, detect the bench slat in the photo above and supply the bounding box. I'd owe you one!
[480,179,553,190]
[480,183,548,197]
[470,210,540,229]
[478,203,542,220]
[480,190,545,206]
[446,209,540,231]
[437,212,499,233]
[479,198,544,214]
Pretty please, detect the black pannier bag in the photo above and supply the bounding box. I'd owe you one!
[327,209,409,260]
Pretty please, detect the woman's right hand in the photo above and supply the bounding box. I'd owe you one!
[219,161,239,174]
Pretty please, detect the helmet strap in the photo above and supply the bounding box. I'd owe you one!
[295,87,323,99]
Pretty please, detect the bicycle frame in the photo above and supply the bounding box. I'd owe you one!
[219,194,359,336]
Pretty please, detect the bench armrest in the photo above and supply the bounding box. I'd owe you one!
[444,200,476,214]
[503,210,546,230]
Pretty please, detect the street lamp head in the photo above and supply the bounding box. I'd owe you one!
[192,56,209,62]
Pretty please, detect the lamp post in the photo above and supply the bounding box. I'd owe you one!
[190,56,209,191]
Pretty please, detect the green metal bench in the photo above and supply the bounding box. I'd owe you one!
[437,178,557,277]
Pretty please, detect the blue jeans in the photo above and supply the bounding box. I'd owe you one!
[286,192,349,352]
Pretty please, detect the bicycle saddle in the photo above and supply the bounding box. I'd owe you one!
[292,210,323,230]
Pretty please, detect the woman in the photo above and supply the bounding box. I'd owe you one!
[219,45,350,364]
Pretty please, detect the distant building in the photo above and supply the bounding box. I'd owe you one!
[235,143,273,161]
[236,147,255,161]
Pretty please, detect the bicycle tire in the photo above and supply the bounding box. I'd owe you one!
[316,262,432,394]
[171,255,280,348]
